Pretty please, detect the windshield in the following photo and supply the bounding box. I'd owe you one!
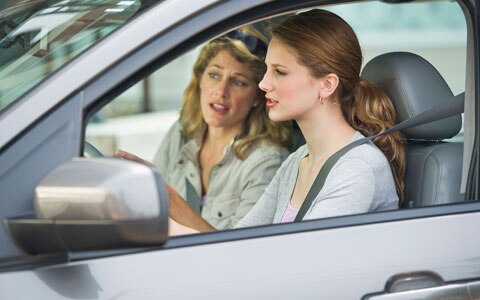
[0,0,144,114]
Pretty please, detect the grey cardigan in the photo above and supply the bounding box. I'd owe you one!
[236,132,399,227]
[153,121,289,229]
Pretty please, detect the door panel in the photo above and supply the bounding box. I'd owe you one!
[0,96,83,258]
[1,211,479,299]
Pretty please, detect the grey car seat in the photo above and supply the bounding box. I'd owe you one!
[361,52,463,208]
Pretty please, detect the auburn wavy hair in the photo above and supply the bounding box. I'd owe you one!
[271,9,406,203]
[180,27,291,159]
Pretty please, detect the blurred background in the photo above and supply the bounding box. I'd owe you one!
[86,0,467,160]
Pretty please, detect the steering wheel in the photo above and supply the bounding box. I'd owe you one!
[84,141,104,157]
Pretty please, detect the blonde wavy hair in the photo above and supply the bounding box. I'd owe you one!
[271,10,406,203]
[180,27,291,159]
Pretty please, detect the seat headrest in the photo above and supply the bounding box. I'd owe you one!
[361,52,462,140]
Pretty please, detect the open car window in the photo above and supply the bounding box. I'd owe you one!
[86,0,466,157]
[86,0,468,224]
[85,48,197,159]
[85,0,467,207]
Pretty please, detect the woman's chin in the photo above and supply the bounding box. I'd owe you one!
[204,119,226,128]
[268,111,289,122]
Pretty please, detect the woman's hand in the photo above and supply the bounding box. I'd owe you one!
[114,149,154,167]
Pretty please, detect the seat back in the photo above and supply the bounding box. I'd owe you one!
[361,52,463,207]
[291,121,306,151]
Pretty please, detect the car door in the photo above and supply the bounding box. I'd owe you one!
[0,0,479,299]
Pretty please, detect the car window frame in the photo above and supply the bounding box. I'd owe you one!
[50,0,480,261]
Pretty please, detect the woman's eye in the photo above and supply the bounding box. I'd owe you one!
[232,79,247,87]
[208,72,220,79]
[274,69,286,76]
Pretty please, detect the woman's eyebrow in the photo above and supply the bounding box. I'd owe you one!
[271,63,287,68]
[208,64,251,81]
[232,72,250,80]
[208,64,224,70]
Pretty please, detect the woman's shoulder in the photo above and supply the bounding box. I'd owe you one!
[168,120,182,134]
[153,120,183,167]
[274,144,308,171]
[246,142,311,168]
[246,141,290,161]
[162,120,190,146]
[290,144,309,158]
[337,132,390,174]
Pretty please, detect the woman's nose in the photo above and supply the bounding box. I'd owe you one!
[214,79,228,98]
[258,73,271,92]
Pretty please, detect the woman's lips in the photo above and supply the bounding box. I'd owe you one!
[209,103,229,114]
[266,97,278,108]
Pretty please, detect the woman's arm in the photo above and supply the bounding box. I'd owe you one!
[114,150,153,167]
[167,184,215,232]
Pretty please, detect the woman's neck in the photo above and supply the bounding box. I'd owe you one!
[203,125,240,153]
[297,107,356,165]
[198,125,242,195]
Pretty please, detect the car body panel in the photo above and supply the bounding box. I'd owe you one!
[0,0,478,299]
[1,211,480,299]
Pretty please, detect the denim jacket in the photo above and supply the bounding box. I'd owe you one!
[153,121,289,229]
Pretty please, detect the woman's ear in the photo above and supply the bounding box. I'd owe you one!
[319,73,340,99]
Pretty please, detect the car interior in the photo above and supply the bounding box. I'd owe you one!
[85,3,469,215]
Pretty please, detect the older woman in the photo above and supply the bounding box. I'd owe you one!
[117,27,291,230]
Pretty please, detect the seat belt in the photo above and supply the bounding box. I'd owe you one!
[185,178,201,214]
[294,92,465,222]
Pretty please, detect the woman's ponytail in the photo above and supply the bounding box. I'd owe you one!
[350,79,405,204]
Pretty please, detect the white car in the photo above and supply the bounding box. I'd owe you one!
[0,0,478,299]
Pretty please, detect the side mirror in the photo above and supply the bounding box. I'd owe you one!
[5,158,169,254]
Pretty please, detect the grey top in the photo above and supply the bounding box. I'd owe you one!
[153,121,289,229]
[236,132,399,227]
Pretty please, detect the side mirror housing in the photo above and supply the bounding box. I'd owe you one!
[5,158,169,254]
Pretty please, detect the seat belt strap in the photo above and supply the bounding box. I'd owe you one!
[294,92,464,222]
[185,178,201,214]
